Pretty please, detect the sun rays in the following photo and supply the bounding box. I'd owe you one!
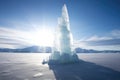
[0,27,54,48]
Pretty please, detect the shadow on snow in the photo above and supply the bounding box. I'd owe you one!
[48,59,120,80]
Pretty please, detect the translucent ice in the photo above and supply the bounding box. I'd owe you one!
[49,4,79,64]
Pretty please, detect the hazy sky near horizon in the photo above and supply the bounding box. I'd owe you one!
[0,0,120,50]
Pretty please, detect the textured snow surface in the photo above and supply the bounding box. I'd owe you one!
[0,53,120,80]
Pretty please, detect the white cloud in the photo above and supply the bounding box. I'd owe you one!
[86,35,113,41]
[0,26,54,49]
[73,29,120,50]
[0,27,33,49]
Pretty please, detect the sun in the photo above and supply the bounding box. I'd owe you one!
[29,29,54,47]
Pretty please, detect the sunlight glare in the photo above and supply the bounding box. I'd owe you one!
[29,29,54,47]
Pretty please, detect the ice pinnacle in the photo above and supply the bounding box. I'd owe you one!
[48,4,79,64]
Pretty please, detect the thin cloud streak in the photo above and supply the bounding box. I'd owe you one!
[1,26,120,50]
[0,26,54,49]
[0,27,35,49]
[73,30,120,50]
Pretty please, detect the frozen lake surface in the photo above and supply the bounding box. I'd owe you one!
[0,53,120,80]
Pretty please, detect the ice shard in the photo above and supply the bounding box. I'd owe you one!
[48,4,79,64]
[59,4,72,54]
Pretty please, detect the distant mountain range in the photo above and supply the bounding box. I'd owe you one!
[74,48,120,53]
[0,46,120,53]
[0,46,52,53]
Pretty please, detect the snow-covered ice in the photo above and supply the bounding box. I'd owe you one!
[0,53,120,80]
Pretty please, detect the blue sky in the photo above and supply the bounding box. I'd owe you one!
[0,0,120,50]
